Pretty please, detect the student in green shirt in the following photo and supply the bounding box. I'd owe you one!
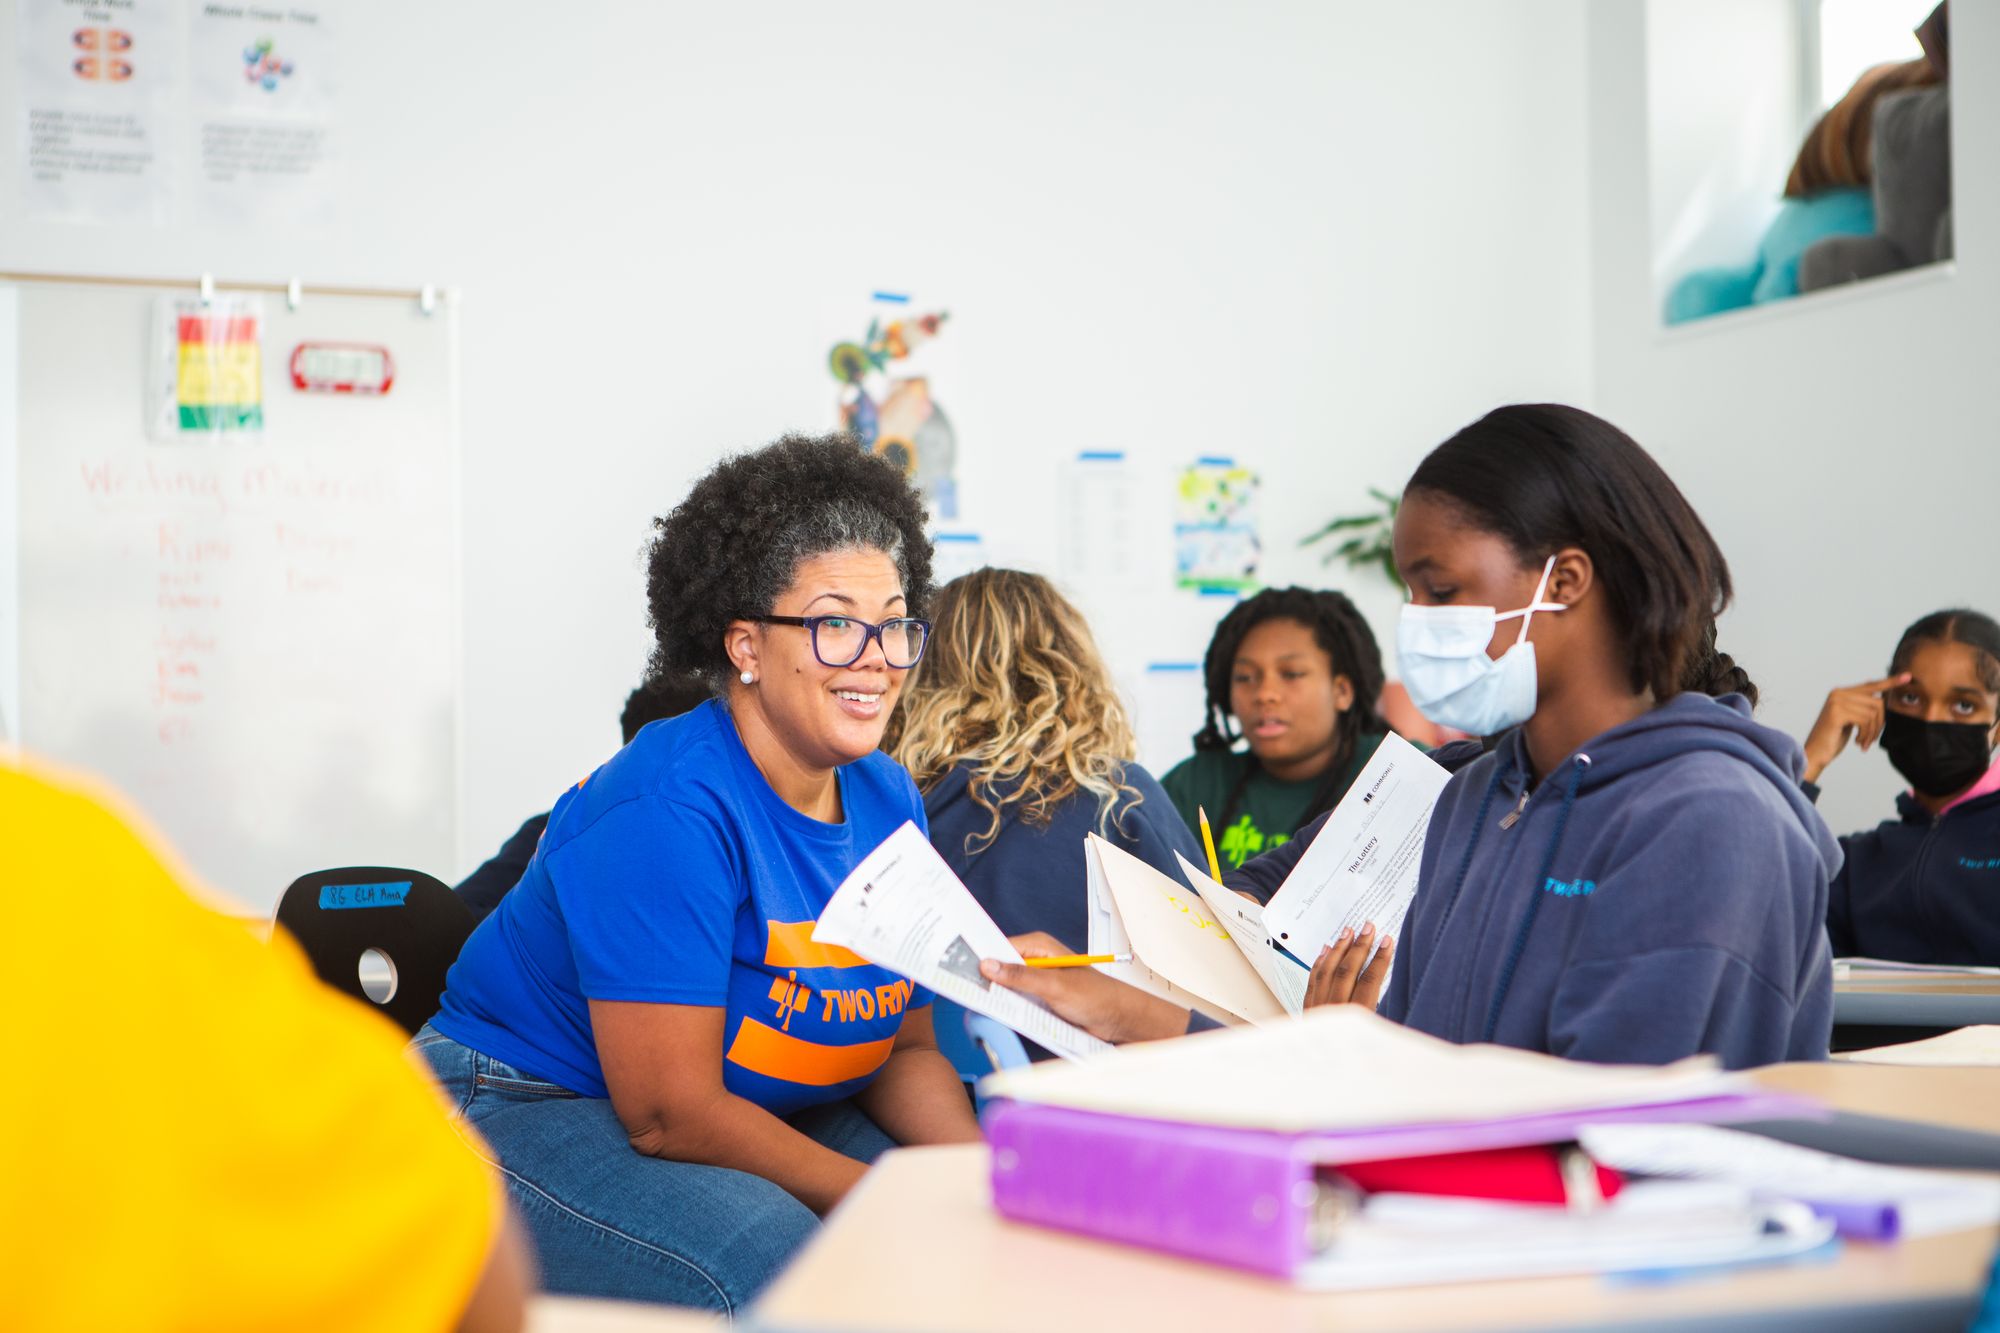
[1161,587,1395,871]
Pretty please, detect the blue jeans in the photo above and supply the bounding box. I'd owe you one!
[410,1023,893,1316]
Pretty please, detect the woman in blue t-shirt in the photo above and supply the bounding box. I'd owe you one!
[415,434,981,1312]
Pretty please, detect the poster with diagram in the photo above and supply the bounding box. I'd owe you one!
[1174,458,1261,593]
[16,0,179,223]
[828,295,959,519]
[189,3,336,224]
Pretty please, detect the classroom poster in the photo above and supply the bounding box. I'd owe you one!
[828,295,959,518]
[1061,451,1144,589]
[928,531,986,586]
[148,294,266,439]
[1173,458,1261,594]
[16,0,180,223]
[189,3,336,224]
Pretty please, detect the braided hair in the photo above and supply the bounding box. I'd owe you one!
[1191,587,1389,838]
[1682,621,1759,705]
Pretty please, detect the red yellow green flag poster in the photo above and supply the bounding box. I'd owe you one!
[150,295,266,439]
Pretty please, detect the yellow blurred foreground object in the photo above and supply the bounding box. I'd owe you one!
[0,758,502,1332]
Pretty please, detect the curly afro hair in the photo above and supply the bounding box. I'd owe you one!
[646,433,935,691]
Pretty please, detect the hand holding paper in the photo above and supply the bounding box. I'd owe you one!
[1261,733,1448,970]
[812,822,1112,1060]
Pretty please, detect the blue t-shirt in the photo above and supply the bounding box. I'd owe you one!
[433,699,932,1116]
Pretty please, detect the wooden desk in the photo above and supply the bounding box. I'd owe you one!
[528,1295,720,1331]
[753,1063,2000,1333]
[1835,971,2000,1027]
[1751,1062,2000,1132]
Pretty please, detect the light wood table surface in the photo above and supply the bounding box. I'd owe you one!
[754,1062,2000,1333]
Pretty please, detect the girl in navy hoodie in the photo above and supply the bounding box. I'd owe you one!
[1803,609,2000,966]
[1370,405,1836,1068]
[984,405,1837,1070]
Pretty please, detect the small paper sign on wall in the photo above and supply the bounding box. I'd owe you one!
[149,295,265,440]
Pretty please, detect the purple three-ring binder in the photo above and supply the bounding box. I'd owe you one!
[983,1091,1821,1281]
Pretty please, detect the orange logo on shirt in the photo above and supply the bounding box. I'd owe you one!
[763,919,870,971]
[767,970,811,1032]
[818,978,916,1024]
[726,1018,896,1087]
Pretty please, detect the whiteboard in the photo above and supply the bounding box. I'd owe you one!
[3,281,459,912]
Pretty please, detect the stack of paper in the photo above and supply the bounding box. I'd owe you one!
[1580,1122,2000,1239]
[979,1003,1746,1133]
[1835,957,2000,977]
[1301,1183,1817,1289]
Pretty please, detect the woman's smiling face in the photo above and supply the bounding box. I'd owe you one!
[743,548,912,770]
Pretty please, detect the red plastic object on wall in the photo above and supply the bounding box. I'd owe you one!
[289,343,395,395]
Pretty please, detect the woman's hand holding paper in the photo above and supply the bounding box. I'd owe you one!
[981,932,1193,1045]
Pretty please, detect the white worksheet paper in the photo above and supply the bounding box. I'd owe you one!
[1262,733,1448,966]
[1085,837,1212,1013]
[1089,834,1284,1023]
[1173,850,1308,1015]
[813,821,1112,1060]
[1579,1123,2000,1239]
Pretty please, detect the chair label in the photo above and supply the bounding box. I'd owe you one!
[318,881,413,910]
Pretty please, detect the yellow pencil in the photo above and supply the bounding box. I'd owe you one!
[1198,805,1225,882]
[1022,953,1130,969]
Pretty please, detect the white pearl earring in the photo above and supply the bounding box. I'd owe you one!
[740,670,755,685]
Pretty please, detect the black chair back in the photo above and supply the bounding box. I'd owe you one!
[273,866,474,1035]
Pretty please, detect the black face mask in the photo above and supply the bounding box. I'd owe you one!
[1879,710,1996,798]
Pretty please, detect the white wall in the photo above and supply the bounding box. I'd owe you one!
[1588,1,2000,838]
[3,1,1594,875]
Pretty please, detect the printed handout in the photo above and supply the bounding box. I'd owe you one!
[1093,733,1448,1021]
[814,821,1112,1061]
[1261,733,1449,970]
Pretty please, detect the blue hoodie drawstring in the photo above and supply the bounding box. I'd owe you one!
[1480,752,1591,1042]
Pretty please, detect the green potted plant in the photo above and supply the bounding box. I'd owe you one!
[1301,488,1402,591]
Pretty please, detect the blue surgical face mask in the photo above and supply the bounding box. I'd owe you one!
[1396,556,1564,736]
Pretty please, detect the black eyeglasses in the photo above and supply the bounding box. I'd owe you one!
[752,615,931,669]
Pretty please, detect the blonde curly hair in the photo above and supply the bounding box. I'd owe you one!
[887,568,1141,855]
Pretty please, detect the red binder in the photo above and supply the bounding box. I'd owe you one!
[1333,1142,1623,1205]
